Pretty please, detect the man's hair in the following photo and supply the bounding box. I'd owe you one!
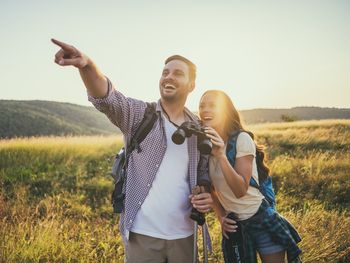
[165,55,197,81]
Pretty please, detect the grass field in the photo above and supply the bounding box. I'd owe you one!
[1,120,350,262]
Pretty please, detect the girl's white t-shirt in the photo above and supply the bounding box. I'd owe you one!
[209,132,264,220]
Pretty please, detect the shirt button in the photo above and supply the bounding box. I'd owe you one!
[129,219,133,223]
[147,184,151,187]
[138,201,142,205]
[156,164,159,168]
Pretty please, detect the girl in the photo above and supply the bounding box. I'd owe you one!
[197,90,302,263]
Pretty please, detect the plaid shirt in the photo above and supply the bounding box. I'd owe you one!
[88,78,211,250]
[222,200,302,263]
[221,134,302,262]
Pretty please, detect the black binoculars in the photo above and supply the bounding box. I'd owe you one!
[171,121,212,155]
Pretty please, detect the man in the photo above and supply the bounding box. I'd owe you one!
[52,39,212,262]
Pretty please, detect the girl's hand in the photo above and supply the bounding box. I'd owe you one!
[221,216,238,239]
[204,127,226,158]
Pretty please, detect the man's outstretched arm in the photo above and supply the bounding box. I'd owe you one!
[51,38,108,98]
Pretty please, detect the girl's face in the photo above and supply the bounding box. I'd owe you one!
[199,92,226,129]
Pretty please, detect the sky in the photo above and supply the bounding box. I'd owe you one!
[1,0,349,111]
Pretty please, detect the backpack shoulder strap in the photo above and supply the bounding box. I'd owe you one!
[225,130,242,167]
[111,102,157,213]
[126,102,158,156]
[226,130,260,187]
[225,130,275,206]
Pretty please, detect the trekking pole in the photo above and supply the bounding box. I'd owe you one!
[193,222,198,263]
[191,185,209,263]
[202,224,208,263]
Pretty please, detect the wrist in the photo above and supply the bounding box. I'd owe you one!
[83,56,93,68]
[216,153,227,161]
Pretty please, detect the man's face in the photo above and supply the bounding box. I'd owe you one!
[159,60,195,103]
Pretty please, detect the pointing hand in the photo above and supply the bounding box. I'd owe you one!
[51,38,89,68]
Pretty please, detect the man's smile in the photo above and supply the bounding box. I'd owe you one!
[164,83,176,90]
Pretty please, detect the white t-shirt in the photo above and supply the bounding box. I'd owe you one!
[209,132,264,220]
[131,116,194,239]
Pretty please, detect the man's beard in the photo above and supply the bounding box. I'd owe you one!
[160,81,178,101]
[161,90,178,102]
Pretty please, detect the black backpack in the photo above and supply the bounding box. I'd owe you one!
[111,102,158,213]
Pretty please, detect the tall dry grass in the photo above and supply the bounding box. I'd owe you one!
[1,120,349,262]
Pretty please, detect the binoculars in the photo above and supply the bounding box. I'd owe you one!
[171,121,212,155]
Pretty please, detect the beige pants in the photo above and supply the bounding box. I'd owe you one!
[126,232,194,263]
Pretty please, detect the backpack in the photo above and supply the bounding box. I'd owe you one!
[226,131,276,209]
[111,102,158,213]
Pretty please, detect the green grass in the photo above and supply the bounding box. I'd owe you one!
[1,120,350,262]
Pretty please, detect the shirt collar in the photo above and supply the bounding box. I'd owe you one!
[155,99,198,123]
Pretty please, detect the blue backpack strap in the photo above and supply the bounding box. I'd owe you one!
[226,130,241,167]
[226,130,255,187]
[250,176,275,207]
[226,130,275,207]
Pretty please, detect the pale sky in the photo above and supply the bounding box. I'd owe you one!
[1,0,349,111]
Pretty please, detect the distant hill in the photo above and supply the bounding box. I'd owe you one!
[1,100,349,138]
[241,106,350,124]
[0,100,119,138]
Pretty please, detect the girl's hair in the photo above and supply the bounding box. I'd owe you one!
[201,90,270,180]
